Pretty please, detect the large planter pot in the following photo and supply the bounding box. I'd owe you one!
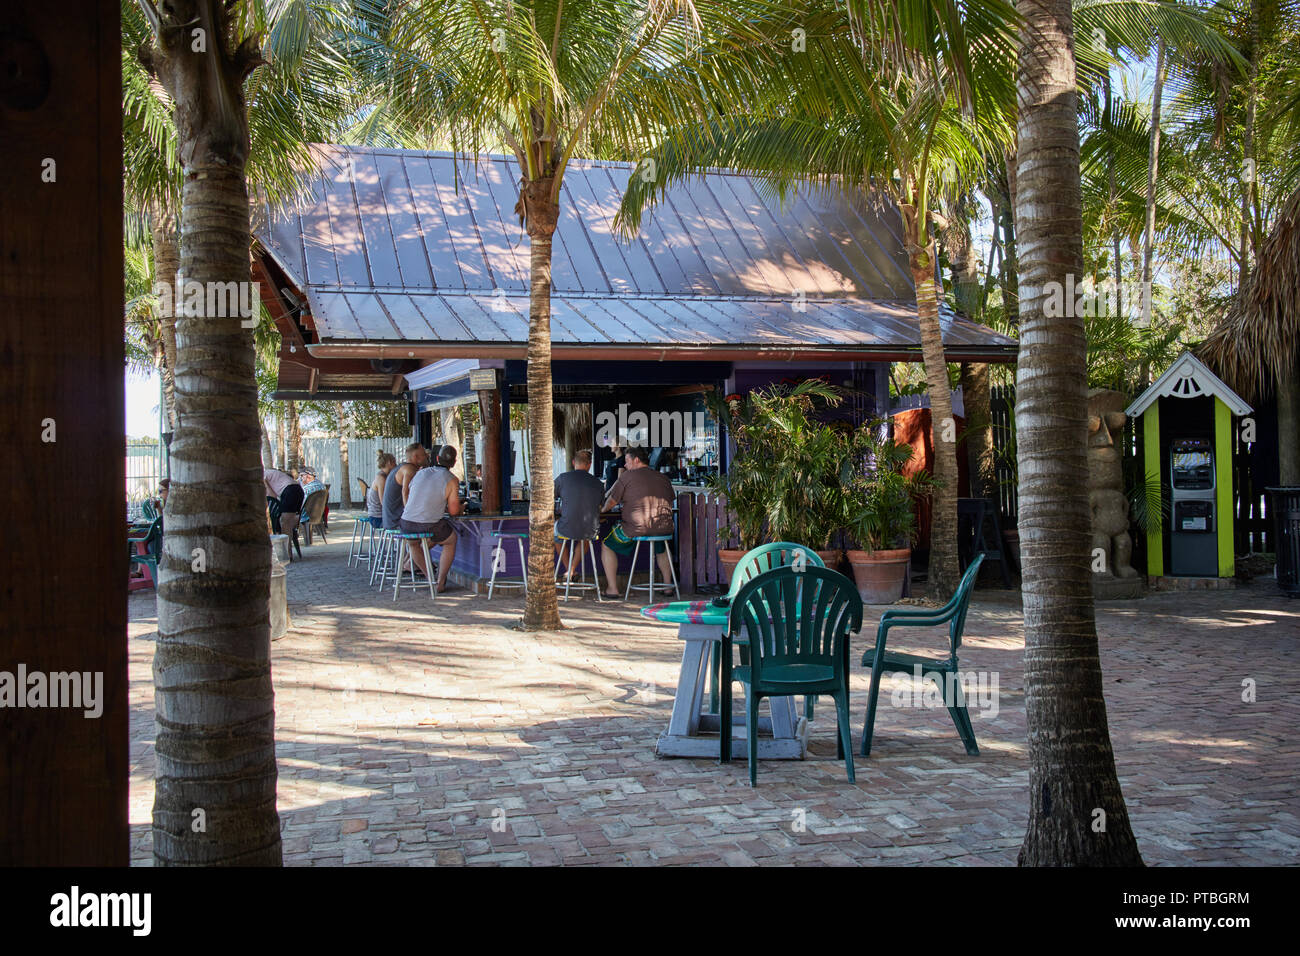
[847,548,911,604]
[719,549,747,590]
[815,549,844,573]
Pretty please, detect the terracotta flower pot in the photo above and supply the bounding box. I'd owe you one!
[719,548,747,590]
[847,548,911,605]
[815,549,844,573]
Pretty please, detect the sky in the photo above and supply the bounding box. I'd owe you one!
[126,369,162,438]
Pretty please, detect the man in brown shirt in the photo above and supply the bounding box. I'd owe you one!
[600,447,675,597]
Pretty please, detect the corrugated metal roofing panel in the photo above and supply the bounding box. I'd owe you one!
[257,146,1017,357]
[301,288,1016,351]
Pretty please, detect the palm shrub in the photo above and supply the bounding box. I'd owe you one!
[844,422,935,552]
[704,380,845,551]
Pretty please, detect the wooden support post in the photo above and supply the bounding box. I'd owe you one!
[0,0,128,864]
[1142,403,1163,578]
[1215,400,1234,578]
[480,387,502,514]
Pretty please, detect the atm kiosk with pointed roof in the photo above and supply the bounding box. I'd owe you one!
[1126,352,1252,584]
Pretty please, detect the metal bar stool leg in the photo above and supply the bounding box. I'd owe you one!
[563,538,575,601]
[624,539,641,602]
[589,539,605,602]
[421,537,436,601]
[488,540,503,599]
[666,541,680,599]
[348,519,361,567]
[517,536,528,591]
[392,536,407,602]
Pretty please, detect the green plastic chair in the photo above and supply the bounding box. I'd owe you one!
[860,553,984,757]
[729,542,825,594]
[140,498,158,522]
[708,543,826,714]
[128,516,163,588]
[722,566,863,786]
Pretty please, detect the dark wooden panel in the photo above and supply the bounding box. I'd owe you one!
[0,0,127,864]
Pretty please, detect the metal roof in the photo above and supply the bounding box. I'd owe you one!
[254,145,1017,362]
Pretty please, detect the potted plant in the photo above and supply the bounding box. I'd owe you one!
[705,380,844,585]
[844,422,934,604]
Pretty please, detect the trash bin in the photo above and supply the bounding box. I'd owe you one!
[1267,487,1300,597]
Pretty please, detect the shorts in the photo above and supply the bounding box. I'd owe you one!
[279,485,305,516]
[399,518,455,541]
[603,523,665,556]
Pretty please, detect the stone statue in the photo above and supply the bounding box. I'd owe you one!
[1087,389,1143,598]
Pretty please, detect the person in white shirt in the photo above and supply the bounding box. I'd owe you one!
[400,446,462,592]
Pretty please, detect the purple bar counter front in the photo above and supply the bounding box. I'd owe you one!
[444,509,677,587]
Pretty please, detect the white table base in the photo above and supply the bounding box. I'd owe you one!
[655,621,809,760]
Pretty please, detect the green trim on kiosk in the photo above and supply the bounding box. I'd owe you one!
[1142,403,1163,577]
[1214,400,1234,577]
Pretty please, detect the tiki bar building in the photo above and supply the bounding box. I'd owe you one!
[253,145,1017,588]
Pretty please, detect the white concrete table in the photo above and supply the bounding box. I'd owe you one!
[641,600,807,760]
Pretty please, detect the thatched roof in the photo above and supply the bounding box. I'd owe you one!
[1198,188,1300,401]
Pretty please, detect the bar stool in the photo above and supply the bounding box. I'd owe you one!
[487,530,528,599]
[392,532,438,602]
[554,534,604,602]
[348,516,380,569]
[371,528,399,588]
[624,534,680,602]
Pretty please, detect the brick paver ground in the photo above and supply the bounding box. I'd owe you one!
[127,513,1300,865]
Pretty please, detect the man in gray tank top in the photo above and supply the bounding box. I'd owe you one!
[400,446,462,591]
[383,442,428,530]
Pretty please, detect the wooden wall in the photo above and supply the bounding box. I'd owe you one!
[0,1,127,864]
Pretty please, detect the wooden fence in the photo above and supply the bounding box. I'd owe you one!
[989,385,1017,523]
[674,492,739,591]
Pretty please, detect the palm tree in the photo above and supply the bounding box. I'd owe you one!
[1013,0,1143,866]
[618,0,1021,601]
[134,0,365,866]
[136,0,281,866]
[377,0,776,628]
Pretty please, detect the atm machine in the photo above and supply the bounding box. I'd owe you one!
[1169,437,1217,576]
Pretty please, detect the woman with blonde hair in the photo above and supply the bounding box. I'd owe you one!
[368,451,397,522]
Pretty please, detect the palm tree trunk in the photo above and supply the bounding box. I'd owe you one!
[141,0,280,866]
[961,362,996,500]
[287,399,302,475]
[1279,355,1300,485]
[1014,0,1143,866]
[275,407,286,470]
[441,406,464,479]
[260,416,274,467]
[522,178,564,630]
[903,201,961,601]
[1141,38,1166,325]
[150,201,179,431]
[1105,72,1123,317]
[337,402,351,509]
[943,208,996,503]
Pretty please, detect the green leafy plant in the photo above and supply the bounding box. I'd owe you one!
[843,420,935,552]
[704,379,845,550]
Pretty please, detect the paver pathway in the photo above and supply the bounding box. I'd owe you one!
[127,517,1300,865]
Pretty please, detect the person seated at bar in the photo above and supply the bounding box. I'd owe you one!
[400,445,461,592]
[264,466,304,534]
[600,446,674,598]
[369,451,396,521]
[299,468,328,528]
[383,442,428,531]
[553,448,604,576]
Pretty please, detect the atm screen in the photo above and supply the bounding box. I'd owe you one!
[1171,439,1213,490]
